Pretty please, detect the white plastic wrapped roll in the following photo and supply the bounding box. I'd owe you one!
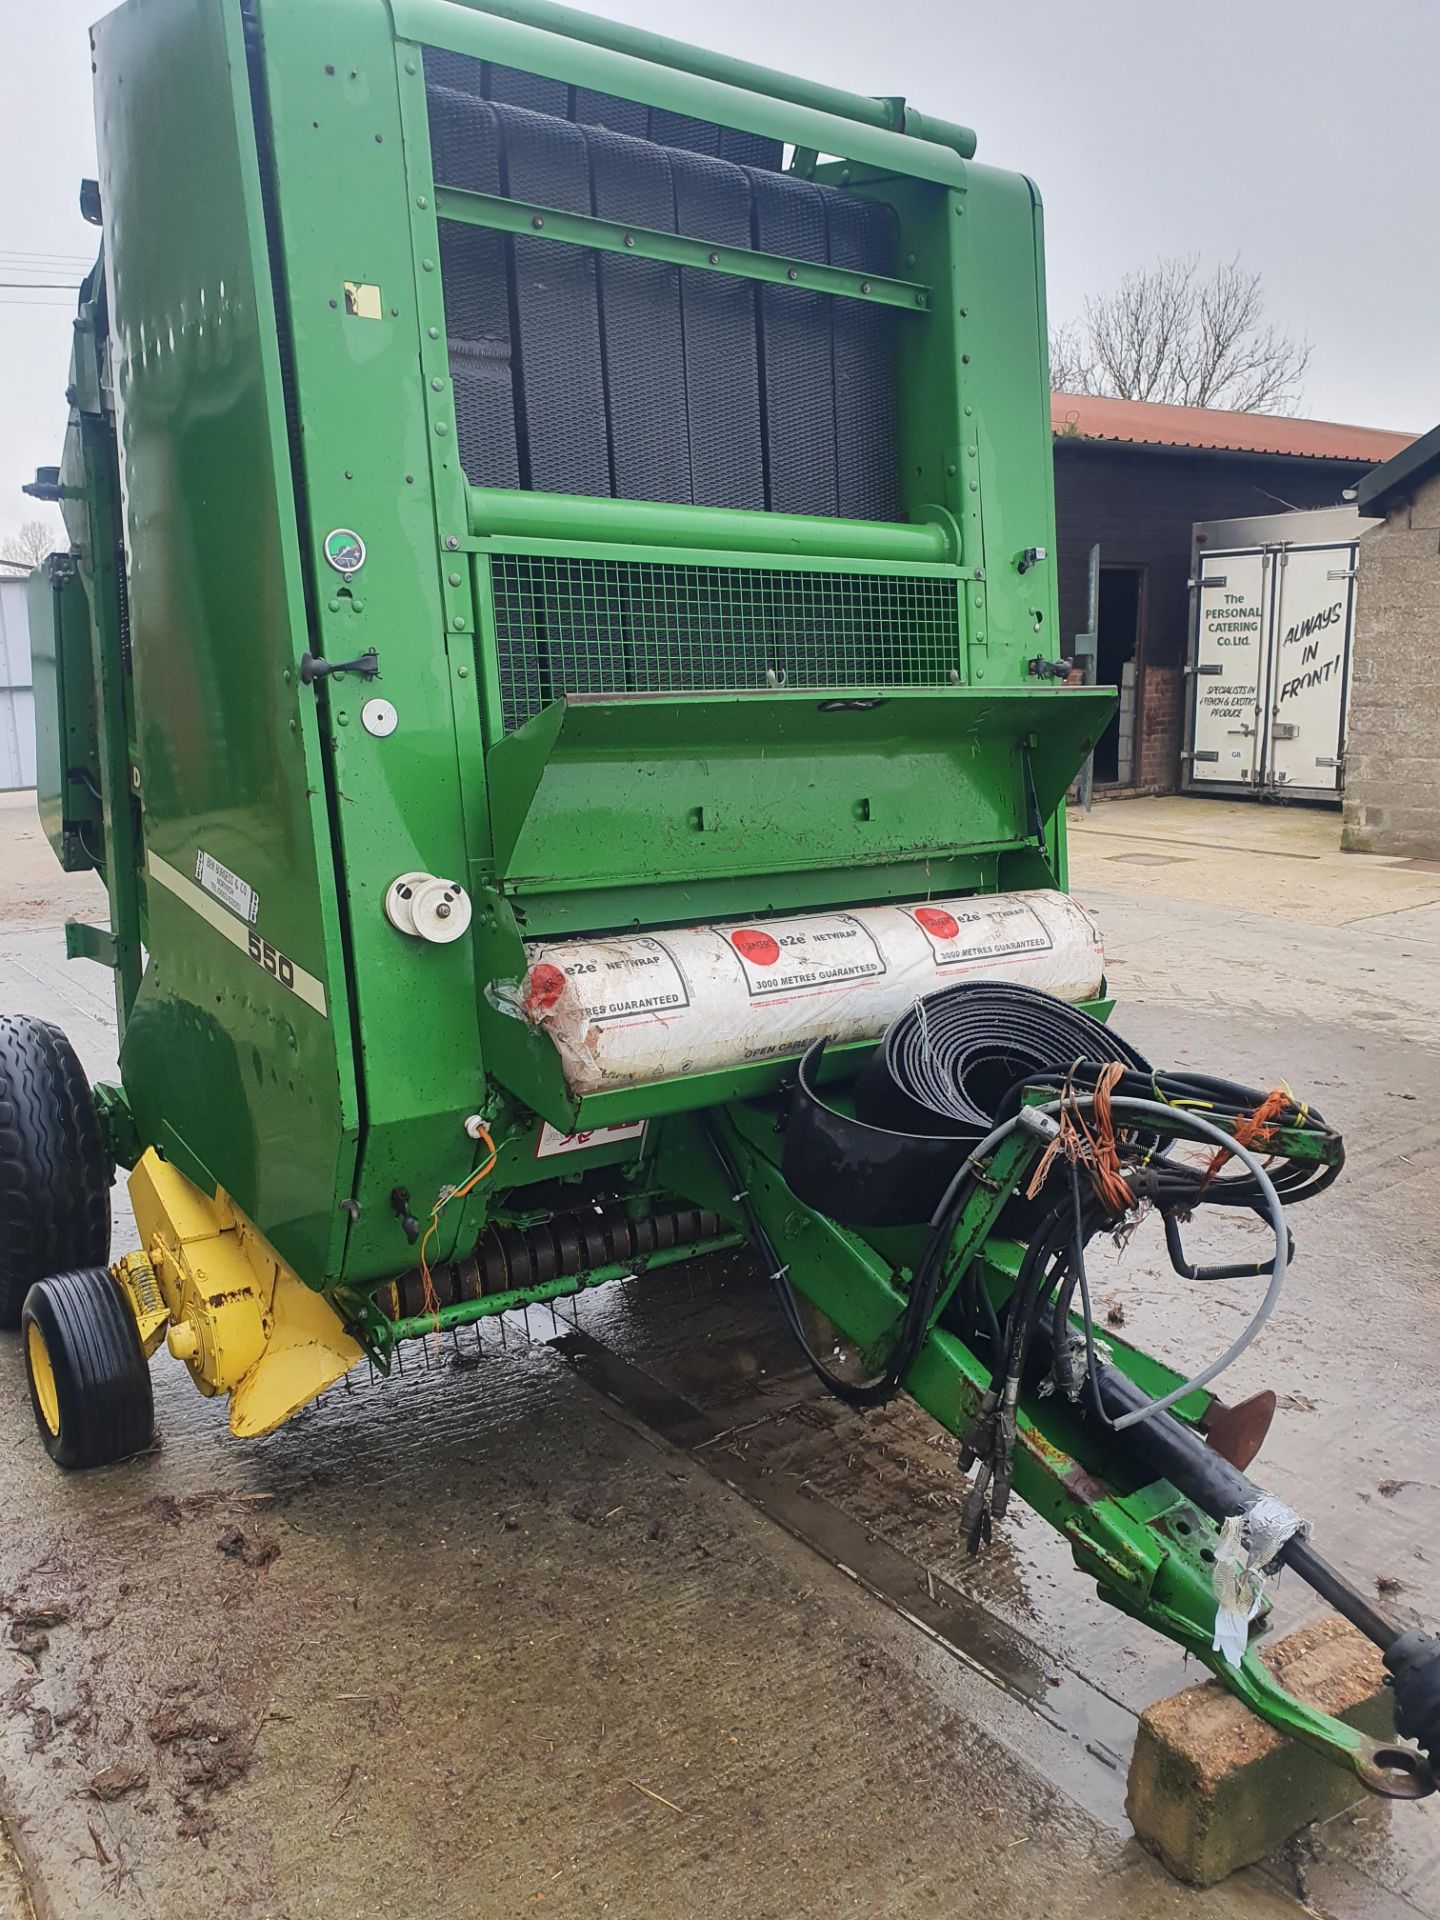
[514,889,1105,1096]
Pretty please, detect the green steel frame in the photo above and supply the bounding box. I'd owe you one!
[433,185,933,309]
[27,0,1418,1798]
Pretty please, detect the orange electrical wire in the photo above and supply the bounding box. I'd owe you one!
[417,1123,499,1327]
[1025,1059,1133,1216]
[1197,1086,1290,1195]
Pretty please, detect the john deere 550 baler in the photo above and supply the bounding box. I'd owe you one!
[9,0,1440,1802]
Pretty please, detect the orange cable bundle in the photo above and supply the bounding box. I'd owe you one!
[1024,1059,1133,1217]
[1198,1086,1290,1195]
[1085,1060,1135,1215]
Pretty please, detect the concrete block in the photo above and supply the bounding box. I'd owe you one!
[1126,1617,1393,1887]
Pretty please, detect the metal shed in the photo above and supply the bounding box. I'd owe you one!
[0,572,36,791]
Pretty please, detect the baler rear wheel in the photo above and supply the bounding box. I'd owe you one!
[0,1015,111,1326]
[21,1268,154,1469]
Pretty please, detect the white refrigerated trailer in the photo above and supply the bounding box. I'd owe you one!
[1183,505,1368,804]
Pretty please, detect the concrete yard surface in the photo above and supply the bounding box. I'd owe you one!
[2,789,1439,1917]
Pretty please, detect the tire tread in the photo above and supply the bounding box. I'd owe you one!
[0,1015,110,1326]
[22,1268,153,1469]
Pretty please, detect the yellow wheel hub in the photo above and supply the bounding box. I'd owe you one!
[26,1321,60,1436]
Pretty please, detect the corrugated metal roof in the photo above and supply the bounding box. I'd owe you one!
[1051,392,1415,465]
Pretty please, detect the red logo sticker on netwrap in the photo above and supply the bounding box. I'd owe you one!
[905,899,1053,969]
[913,906,960,941]
[729,928,780,968]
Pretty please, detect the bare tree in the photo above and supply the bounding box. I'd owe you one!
[1049,256,1310,415]
[0,517,60,570]
[1047,319,1097,398]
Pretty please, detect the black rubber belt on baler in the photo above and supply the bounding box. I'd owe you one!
[747,168,837,518]
[826,195,900,522]
[427,86,521,489]
[669,149,766,512]
[423,45,487,97]
[573,87,649,138]
[488,62,570,116]
[495,103,611,496]
[648,106,719,155]
[424,43,783,168]
[422,86,889,519]
[586,128,690,504]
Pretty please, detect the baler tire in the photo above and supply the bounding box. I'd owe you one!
[21,1268,153,1470]
[0,1015,111,1327]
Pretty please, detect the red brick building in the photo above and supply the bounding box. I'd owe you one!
[1051,395,1412,794]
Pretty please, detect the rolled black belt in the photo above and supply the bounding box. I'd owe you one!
[781,982,1150,1228]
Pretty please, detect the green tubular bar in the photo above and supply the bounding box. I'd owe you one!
[433,186,933,311]
[392,0,968,187]
[466,489,959,563]
[402,0,977,159]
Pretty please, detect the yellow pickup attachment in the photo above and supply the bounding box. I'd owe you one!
[118,1150,362,1436]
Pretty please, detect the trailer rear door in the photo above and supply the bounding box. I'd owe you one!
[1264,543,1354,796]
[1190,549,1268,786]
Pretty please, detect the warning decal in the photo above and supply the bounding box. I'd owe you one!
[905,897,1052,969]
[718,913,887,999]
[535,1119,647,1160]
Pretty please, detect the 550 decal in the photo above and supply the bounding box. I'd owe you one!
[247,931,297,992]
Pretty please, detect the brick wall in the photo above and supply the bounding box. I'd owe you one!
[1137,662,1182,788]
[1342,468,1440,858]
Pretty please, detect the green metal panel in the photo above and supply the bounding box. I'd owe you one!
[91,0,358,1280]
[29,559,101,875]
[487,689,1110,903]
[251,0,500,1284]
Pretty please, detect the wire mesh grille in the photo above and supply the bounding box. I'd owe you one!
[489,555,961,731]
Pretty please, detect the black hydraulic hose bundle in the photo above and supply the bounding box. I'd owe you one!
[765,979,1346,1533]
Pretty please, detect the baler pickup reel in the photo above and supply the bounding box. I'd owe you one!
[697,981,1440,1800]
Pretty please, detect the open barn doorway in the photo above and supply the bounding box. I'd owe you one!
[1092,565,1145,787]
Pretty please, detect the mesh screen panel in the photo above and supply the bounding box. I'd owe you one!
[490,554,961,731]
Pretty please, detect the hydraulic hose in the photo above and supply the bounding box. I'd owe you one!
[1060,1095,1290,1429]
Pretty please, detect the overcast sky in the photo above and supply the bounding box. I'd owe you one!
[2,0,1435,548]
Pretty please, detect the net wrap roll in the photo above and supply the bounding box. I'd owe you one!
[511,890,1105,1095]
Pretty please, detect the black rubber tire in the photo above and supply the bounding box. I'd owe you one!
[21,1268,154,1469]
[0,1015,111,1327]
